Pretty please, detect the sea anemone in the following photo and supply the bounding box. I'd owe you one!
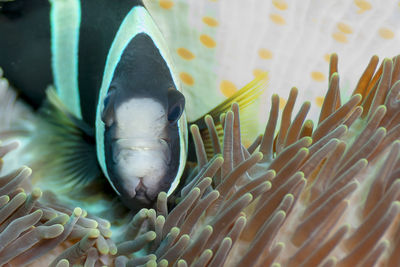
[0,52,400,266]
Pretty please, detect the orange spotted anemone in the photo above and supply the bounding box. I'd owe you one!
[1,53,400,266]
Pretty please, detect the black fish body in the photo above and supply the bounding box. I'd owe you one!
[0,0,144,125]
[0,0,263,209]
[1,0,188,208]
[0,0,52,109]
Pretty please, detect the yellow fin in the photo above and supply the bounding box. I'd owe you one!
[191,72,268,159]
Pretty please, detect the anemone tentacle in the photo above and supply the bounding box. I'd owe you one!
[1,54,400,266]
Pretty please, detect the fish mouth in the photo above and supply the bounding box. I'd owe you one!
[119,178,154,208]
[116,175,155,201]
[134,180,153,203]
[110,137,172,204]
[128,178,153,203]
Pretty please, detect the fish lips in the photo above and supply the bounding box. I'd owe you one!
[111,138,172,205]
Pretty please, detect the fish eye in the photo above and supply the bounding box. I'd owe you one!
[167,88,185,124]
[168,103,183,123]
[101,86,117,127]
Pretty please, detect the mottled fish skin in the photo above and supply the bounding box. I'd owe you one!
[101,33,185,207]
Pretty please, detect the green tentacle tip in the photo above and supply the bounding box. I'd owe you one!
[177,260,186,266]
[353,93,362,102]
[190,124,199,132]
[192,187,201,195]
[299,147,309,154]
[55,259,69,267]
[276,242,285,249]
[32,188,42,199]
[0,195,10,204]
[170,227,180,235]
[58,214,70,224]
[33,209,43,216]
[148,254,157,261]
[103,220,111,229]
[158,259,168,267]
[73,207,83,217]
[147,231,157,241]
[255,151,263,160]
[145,260,157,267]
[138,208,149,217]
[21,166,33,176]
[215,155,224,162]
[18,192,27,201]
[44,224,64,239]
[109,245,118,255]
[82,209,88,217]
[303,136,313,145]
[88,229,100,238]
[244,192,253,202]
[102,227,112,238]
[158,191,168,199]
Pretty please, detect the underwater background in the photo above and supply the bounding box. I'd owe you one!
[1,0,400,266]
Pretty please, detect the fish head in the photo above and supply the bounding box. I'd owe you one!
[101,82,185,206]
[95,9,188,209]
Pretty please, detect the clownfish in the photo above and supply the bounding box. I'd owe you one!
[0,0,265,209]
[94,5,187,206]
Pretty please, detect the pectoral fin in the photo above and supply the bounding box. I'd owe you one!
[31,88,106,199]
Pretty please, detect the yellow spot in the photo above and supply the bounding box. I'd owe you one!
[324,54,330,62]
[272,0,288,10]
[202,16,219,27]
[253,68,265,77]
[258,48,273,60]
[159,0,174,9]
[332,32,348,43]
[269,14,286,25]
[220,80,237,97]
[354,0,372,12]
[180,72,194,86]
[200,34,216,48]
[177,48,195,60]
[379,28,395,39]
[337,22,353,34]
[244,140,252,148]
[311,71,326,82]
[279,98,286,110]
[315,96,325,107]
